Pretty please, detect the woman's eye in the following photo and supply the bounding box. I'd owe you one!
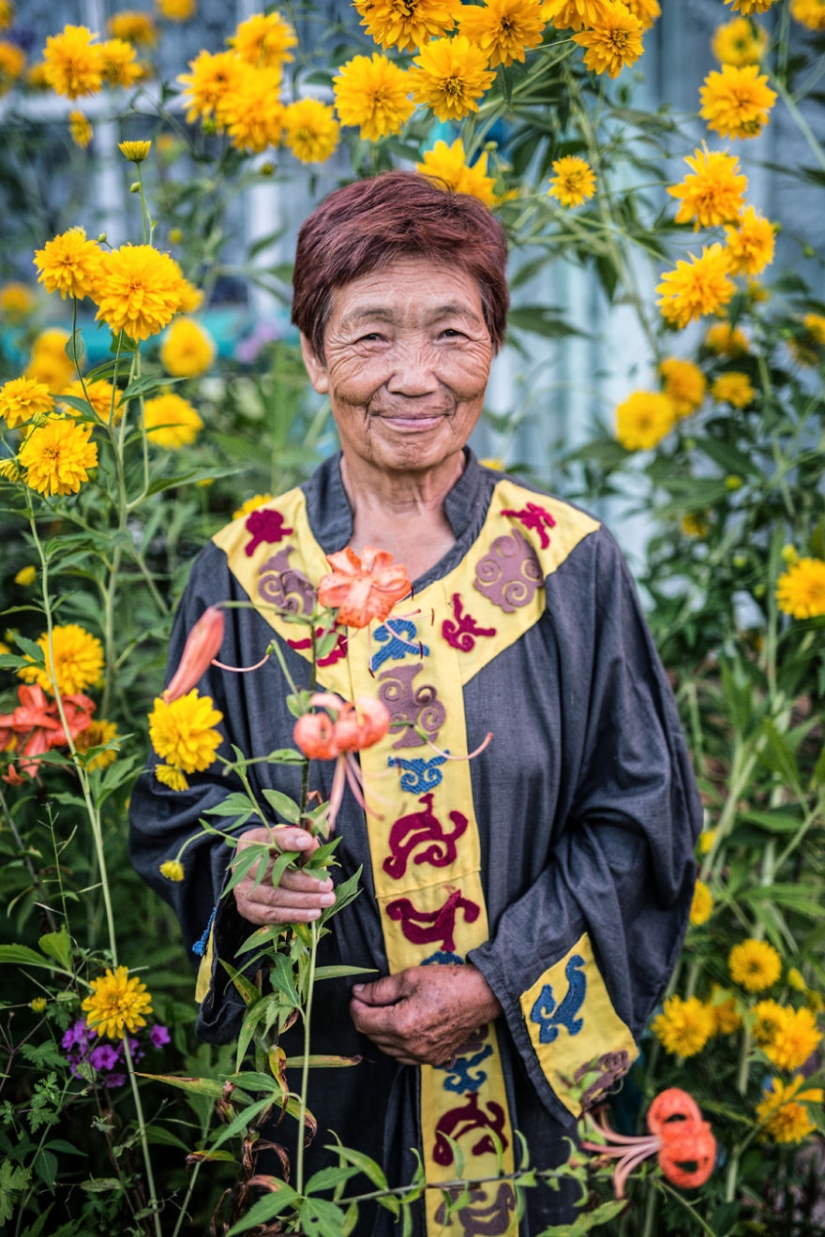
[358,332,383,343]
[439,328,465,339]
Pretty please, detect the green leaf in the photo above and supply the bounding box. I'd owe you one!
[324,1142,388,1191]
[204,791,259,819]
[507,306,583,339]
[134,1073,227,1098]
[0,945,71,974]
[299,1197,352,1237]
[120,373,184,401]
[219,960,262,1008]
[38,927,73,971]
[225,1185,298,1236]
[283,1054,361,1068]
[305,1165,361,1195]
[269,954,300,1007]
[313,965,377,981]
[262,789,301,824]
[739,809,804,834]
[758,717,802,795]
[743,884,823,917]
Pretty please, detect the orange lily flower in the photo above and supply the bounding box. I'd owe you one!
[317,546,411,628]
[163,605,225,702]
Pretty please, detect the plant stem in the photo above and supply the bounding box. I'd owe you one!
[295,918,319,1198]
[123,1035,163,1237]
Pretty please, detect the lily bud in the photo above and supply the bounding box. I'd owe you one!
[163,606,224,703]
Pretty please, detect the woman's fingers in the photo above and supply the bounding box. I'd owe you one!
[233,825,335,924]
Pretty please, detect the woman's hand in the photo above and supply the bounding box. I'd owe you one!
[349,964,503,1066]
[232,826,335,925]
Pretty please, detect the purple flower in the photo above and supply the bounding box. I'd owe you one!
[104,1073,126,1089]
[149,1024,170,1048]
[90,1044,120,1071]
[61,1018,90,1051]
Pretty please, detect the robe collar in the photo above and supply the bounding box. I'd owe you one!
[300,448,496,592]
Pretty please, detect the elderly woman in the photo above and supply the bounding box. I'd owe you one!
[130,171,701,1236]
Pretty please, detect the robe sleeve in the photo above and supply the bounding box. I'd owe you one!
[128,541,281,1042]
[468,527,702,1127]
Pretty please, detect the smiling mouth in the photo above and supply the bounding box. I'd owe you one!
[374,412,447,430]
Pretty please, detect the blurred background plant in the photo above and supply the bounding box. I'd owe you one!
[0,0,823,1233]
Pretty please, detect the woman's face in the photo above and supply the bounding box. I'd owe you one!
[300,257,494,479]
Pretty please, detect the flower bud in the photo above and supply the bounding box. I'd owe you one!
[162,606,225,703]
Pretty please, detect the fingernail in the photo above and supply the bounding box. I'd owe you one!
[352,984,364,993]
[320,894,335,906]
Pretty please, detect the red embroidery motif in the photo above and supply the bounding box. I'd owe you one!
[244,509,294,557]
[286,627,348,667]
[432,1093,509,1166]
[386,888,479,951]
[383,793,469,880]
[442,593,497,652]
[500,501,556,549]
[378,663,445,749]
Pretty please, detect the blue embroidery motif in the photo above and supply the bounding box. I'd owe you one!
[439,1044,495,1094]
[370,619,429,673]
[388,753,448,793]
[192,906,216,957]
[422,950,464,967]
[529,954,587,1044]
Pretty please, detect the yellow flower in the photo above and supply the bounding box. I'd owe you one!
[82,965,152,1039]
[283,98,340,164]
[14,565,36,587]
[710,984,742,1034]
[699,64,777,140]
[160,317,215,378]
[698,827,717,854]
[756,1076,823,1144]
[178,49,242,123]
[62,379,124,425]
[100,37,140,88]
[572,2,644,79]
[410,36,496,123]
[547,155,596,207]
[0,377,54,429]
[803,312,825,345]
[705,321,750,355]
[746,278,768,303]
[19,623,103,695]
[155,763,189,790]
[667,146,747,230]
[0,2,14,32]
[33,226,104,301]
[725,0,775,12]
[94,244,186,341]
[228,11,296,70]
[776,557,825,619]
[712,16,768,65]
[177,281,203,314]
[148,688,223,774]
[42,24,104,99]
[107,11,157,46]
[690,879,713,926]
[118,139,151,162]
[333,54,414,141]
[660,357,706,417]
[233,493,274,520]
[656,244,735,329]
[0,281,35,321]
[724,205,776,276]
[615,391,676,451]
[143,392,203,449]
[711,371,754,408]
[215,67,285,153]
[25,350,75,396]
[0,458,20,482]
[354,0,461,51]
[157,0,196,19]
[18,416,98,497]
[458,0,546,68]
[417,137,498,207]
[68,109,93,148]
[75,718,119,770]
[0,39,25,94]
[753,998,786,1044]
[540,0,614,30]
[791,0,825,31]
[729,938,782,992]
[30,996,48,1012]
[652,994,715,1057]
[32,326,73,358]
[160,859,185,881]
[681,511,710,538]
[787,967,807,992]
[622,0,660,28]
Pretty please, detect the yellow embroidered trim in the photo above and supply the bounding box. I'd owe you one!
[520,932,638,1118]
[195,926,215,1004]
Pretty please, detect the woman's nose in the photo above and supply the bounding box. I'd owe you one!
[385,345,438,396]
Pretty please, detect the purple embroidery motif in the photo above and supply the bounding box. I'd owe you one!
[378,662,445,749]
[383,793,469,880]
[574,1050,632,1112]
[244,508,294,557]
[442,593,497,652]
[257,546,315,615]
[473,529,542,613]
[434,1184,516,1236]
[500,501,556,549]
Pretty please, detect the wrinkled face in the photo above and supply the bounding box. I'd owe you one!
[300,257,494,478]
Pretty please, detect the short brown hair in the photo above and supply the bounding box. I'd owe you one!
[291,171,509,361]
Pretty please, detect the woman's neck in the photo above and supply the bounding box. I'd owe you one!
[340,449,465,581]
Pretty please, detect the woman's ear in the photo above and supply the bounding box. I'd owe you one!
[300,333,329,394]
